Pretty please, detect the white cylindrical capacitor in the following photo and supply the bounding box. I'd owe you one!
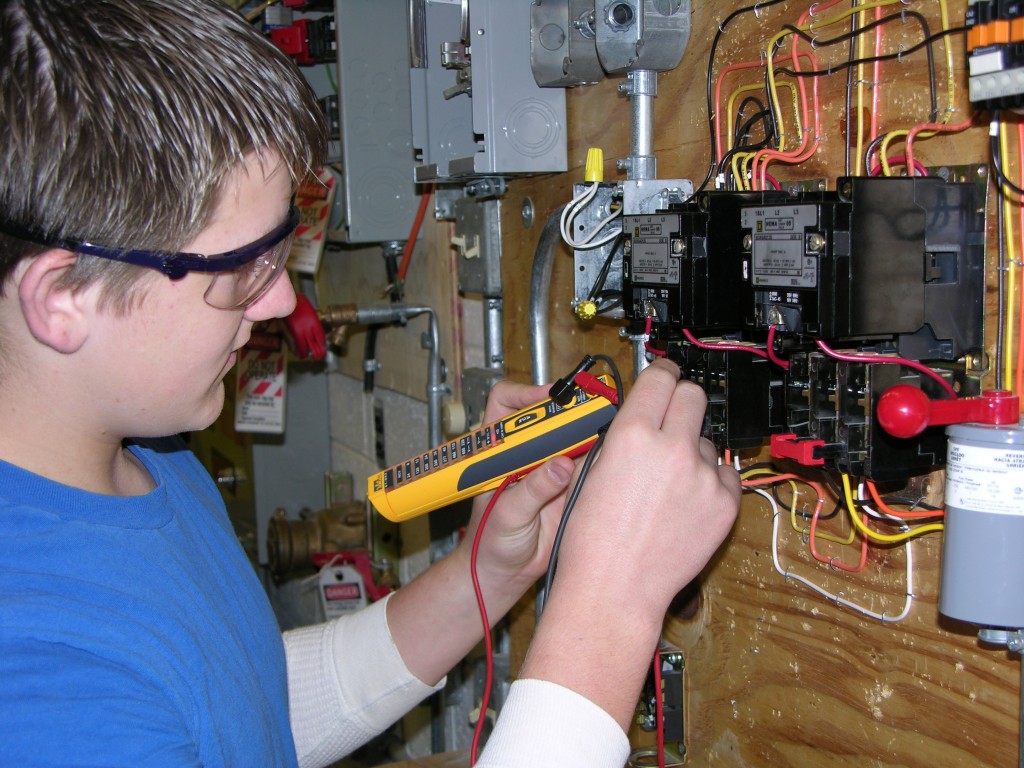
[941,420,1024,628]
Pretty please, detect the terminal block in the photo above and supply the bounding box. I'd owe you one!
[966,0,1024,109]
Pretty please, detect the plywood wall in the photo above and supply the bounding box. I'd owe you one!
[497,2,1020,765]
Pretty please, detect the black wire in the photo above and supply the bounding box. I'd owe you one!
[538,427,608,616]
[698,0,789,198]
[779,10,938,123]
[537,354,623,615]
[990,114,1024,197]
[773,24,964,80]
[718,108,777,178]
[594,291,622,315]
[733,95,768,145]
[770,474,841,521]
[863,133,887,175]
[586,233,624,303]
[844,1,856,176]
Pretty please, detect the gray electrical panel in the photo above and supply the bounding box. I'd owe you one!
[410,0,568,181]
[334,0,420,243]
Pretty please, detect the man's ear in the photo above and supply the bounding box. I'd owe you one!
[17,249,93,354]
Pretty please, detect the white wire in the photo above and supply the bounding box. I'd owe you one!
[750,487,914,624]
[559,181,623,250]
[857,481,912,526]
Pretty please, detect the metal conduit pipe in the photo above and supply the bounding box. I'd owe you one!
[529,204,567,385]
[355,304,444,446]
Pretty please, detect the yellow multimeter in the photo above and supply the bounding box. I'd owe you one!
[367,376,617,522]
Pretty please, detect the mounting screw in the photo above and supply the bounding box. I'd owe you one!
[521,197,535,229]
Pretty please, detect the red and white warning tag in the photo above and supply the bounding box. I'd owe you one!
[235,332,287,434]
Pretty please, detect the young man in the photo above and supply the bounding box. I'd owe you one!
[0,1,740,766]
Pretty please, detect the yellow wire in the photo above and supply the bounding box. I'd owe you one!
[765,0,904,163]
[854,2,868,177]
[726,84,766,152]
[1001,119,1019,389]
[741,469,854,545]
[937,0,956,121]
[879,130,906,176]
[842,474,943,542]
[727,82,800,157]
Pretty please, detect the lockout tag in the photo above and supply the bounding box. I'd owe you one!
[234,331,288,434]
[287,167,336,275]
[318,562,369,619]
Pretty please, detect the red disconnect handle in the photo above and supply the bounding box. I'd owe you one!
[876,385,1021,439]
[285,293,327,361]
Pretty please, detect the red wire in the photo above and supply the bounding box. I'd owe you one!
[653,648,665,768]
[469,473,517,765]
[683,328,769,359]
[397,185,433,285]
[766,325,790,369]
[868,156,930,178]
[865,479,944,519]
[814,339,957,399]
[1018,120,1024,399]
[644,316,668,357]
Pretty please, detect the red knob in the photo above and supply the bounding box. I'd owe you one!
[877,385,1020,439]
[284,294,327,361]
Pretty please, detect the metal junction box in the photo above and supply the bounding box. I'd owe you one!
[410,0,568,181]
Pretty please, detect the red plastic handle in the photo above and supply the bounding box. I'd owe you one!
[285,294,327,361]
[876,385,1020,439]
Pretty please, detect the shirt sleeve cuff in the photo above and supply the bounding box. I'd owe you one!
[284,594,445,768]
[475,679,630,768]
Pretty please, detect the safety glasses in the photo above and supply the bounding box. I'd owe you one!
[0,206,300,310]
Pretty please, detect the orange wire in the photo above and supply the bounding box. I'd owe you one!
[904,116,976,178]
[865,479,944,519]
[742,474,867,572]
[751,0,827,189]
[397,185,433,284]
[752,48,821,190]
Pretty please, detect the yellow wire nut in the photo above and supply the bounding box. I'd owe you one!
[575,300,598,321]
[584,148,605,183]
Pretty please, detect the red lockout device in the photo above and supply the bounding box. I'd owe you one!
[876,385,1021,439]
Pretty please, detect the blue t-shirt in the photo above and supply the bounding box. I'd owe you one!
[0,439,297,767]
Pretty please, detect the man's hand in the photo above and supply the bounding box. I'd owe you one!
[454,379,578,602]
[519,358,741,729]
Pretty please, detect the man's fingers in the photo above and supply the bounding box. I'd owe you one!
[491,455,575,526]
[614,359,681,428]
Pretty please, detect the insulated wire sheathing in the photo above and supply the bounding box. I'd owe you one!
[766,325,790,369]
[814,339,957,398]
[559,183,622,250]
[754,487,914,623]
[865,479,944,519]
[1002,119,1019,392]
[644,317,668,358]
[1018,121,1024,399]
[683,328,769,359]
[841,474,943,543]
[468,474,517,765]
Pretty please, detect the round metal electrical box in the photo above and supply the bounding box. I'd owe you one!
[941,421,1024,628]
